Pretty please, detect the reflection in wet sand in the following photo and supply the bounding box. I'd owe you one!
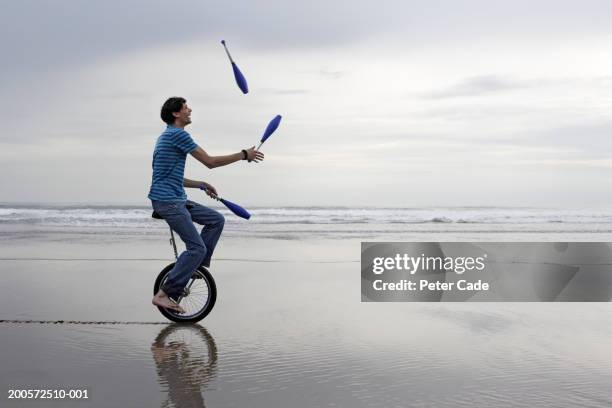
[151,324,218,408]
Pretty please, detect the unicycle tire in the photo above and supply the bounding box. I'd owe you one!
[154,263,217,323]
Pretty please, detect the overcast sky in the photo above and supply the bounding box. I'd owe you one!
[1,0,611,206]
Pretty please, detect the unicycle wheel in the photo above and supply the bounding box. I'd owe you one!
[154,263,217,323]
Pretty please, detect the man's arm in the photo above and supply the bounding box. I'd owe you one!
[183,178,205,189]
[190,146,263,169]
[184,178,218,198]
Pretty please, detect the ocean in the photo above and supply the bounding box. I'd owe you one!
[2,204,612,241]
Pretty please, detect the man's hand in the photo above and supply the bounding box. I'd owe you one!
[201,182,218,199]
[246,146,264,163]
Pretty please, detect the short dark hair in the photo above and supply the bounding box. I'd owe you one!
[160,97,186,125]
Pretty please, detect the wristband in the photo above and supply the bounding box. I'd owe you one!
[199,182,206,190]
[241,149,248,160]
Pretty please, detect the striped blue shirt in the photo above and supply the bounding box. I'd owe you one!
[148,126,198,201]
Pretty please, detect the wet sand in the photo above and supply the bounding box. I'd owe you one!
[2,233,612,407]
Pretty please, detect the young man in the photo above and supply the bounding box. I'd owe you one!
[149,97,264,313]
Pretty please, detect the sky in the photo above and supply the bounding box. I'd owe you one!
[1,0,611,207]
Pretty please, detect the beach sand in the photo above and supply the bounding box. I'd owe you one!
[2,231,612,407]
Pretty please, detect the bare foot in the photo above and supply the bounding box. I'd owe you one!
[152,291,186,314]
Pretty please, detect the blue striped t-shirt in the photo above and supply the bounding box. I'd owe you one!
[148,126,198,201]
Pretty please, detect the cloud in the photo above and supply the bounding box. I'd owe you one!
[5,1,611,82]
[0,1,390,81]
[2,1,612,205]
[310,68,347,80]
[259,88,311,95]
[530,121,612,159]
[89,91,152,100]
[422,75,543,99]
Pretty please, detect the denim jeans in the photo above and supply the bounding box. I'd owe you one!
[152,199,225,298]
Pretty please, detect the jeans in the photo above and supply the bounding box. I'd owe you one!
[152,199,225,298]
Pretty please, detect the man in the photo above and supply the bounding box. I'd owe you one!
[149,97,263,313]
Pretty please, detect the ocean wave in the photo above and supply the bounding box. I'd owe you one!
[430,217,453,223]
[1,206,612,229]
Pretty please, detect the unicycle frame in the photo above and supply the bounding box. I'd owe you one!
[169,228,179,260]
[168,228,195,306]
[154,226,217,323]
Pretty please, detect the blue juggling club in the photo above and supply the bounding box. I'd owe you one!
[221,40,249,94]
[201,186,251,220]
[257,115,282,150]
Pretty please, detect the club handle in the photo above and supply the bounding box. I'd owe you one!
[221,40,234,63]
[256,141,263,150]
[200,185,220,201]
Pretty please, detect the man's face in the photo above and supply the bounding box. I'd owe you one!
[173,103,192,126]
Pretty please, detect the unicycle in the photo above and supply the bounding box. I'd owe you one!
[152,210,217,323]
